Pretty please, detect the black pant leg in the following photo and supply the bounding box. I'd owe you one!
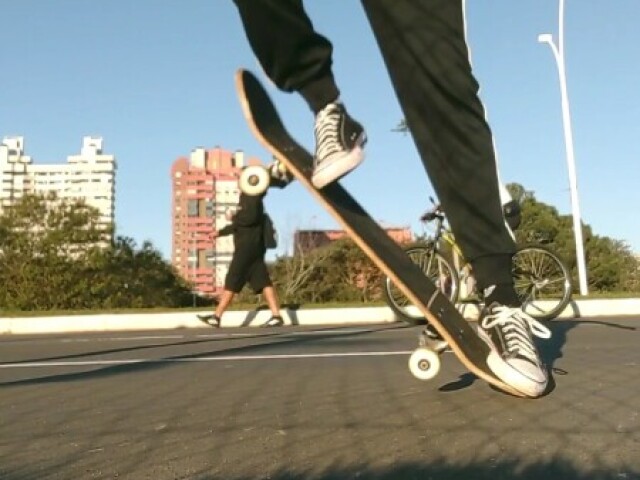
[247,255,273,294]
[361,0,516,288]
[233,0,340,112]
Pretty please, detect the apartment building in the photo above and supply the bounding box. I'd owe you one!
[0,136,116,233]
[171,147,262,296]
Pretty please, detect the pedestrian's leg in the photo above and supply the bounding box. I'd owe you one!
[212,250,250,326]
[249,261,284,327]
[196,290,232,327]
[262,286,282,318]
[215,290,235,319]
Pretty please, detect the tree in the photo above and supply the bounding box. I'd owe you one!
[507,183,639,293]
[329,238,384,302]
[0,193,107,309]
[0,194,194,310]
[269,237,384,304]
[584,236,637,292]
[270,230,340,303]
[84,236,195,309]
[271,244,340,304]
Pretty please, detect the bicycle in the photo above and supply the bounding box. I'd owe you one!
[383,200,573,323]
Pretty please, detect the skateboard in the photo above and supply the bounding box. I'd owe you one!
[235,69,526,398]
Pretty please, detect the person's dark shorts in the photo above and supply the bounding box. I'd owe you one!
[224,249,272,294]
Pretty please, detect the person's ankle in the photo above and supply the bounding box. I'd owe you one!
[483,283,520,307]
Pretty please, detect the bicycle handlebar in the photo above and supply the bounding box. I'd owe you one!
[420,204,445,223]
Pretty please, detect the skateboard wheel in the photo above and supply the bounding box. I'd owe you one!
[408,348,441,381]
[239,165,269,195]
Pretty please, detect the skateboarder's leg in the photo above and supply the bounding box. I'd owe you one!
[362,0,550,397]
[233,0,366,188]
[232,0,337,111]
[361,0,514,300]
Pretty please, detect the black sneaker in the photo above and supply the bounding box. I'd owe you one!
[197,314,220,328]
[477,303,551,397]
[311,102,366,189]
[260,315,284,328]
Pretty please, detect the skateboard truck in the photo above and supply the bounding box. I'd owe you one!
[239,160,292,195]
[409,327,449,381]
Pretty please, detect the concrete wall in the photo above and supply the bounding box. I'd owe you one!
[1,298,639,335]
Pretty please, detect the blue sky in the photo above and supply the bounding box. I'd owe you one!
[2,1,639,260]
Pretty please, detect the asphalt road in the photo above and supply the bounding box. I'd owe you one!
[1,317,639,480]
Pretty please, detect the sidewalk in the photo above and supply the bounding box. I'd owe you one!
[1,298,639,335]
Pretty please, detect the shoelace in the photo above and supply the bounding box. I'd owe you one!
[314,103,343,162]
[481,306,551,362]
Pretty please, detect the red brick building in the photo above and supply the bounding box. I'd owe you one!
[171,147,262,296]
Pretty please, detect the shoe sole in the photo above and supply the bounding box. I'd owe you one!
[477,327,547,397]
[197,315,219,327]
[311,145,365,189]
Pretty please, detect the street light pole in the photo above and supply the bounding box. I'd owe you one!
[192,232,197,307]
[538,0,589,296]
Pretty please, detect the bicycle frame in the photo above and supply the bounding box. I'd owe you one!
[385,203,573,322]
[422,212,478,302]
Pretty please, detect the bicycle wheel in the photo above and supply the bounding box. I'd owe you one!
[383,246,459,325]
[512,244,573,321]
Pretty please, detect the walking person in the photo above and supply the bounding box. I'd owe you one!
[198,187,284,328]
[232,0,551,397]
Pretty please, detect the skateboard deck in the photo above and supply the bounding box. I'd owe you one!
[235,69,525,398]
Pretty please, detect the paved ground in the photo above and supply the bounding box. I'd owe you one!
[1,317,639,480]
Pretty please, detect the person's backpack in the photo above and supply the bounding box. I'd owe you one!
[262,213,277,249]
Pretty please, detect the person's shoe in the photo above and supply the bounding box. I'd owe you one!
[477,303,551,397]
[311,102,366,189]
[197,313,220,328]
[261,315,284,328]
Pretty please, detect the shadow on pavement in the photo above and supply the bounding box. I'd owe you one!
[0,323,410,387]
[1,458,637,480]
[541,318,637,366]
[224,459,637,480]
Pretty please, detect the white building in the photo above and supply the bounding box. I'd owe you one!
[0,136,116,232]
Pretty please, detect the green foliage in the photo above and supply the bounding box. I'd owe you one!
[2,184,637,314]
[82,237,195,309]
[270,238,382,304]
[584,236,638,292]
[507,183,639,293]
[0,194,194,311]
[267,183,639,302]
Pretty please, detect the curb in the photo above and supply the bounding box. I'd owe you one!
[1,299,639,335]
[0,307,396,335]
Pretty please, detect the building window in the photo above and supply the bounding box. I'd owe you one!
[205,199,215,218]
[188,249,199,269]
[187,199,198,217]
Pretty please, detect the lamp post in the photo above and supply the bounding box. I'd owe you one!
[538,0,588,296]
[191,231,197,307]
